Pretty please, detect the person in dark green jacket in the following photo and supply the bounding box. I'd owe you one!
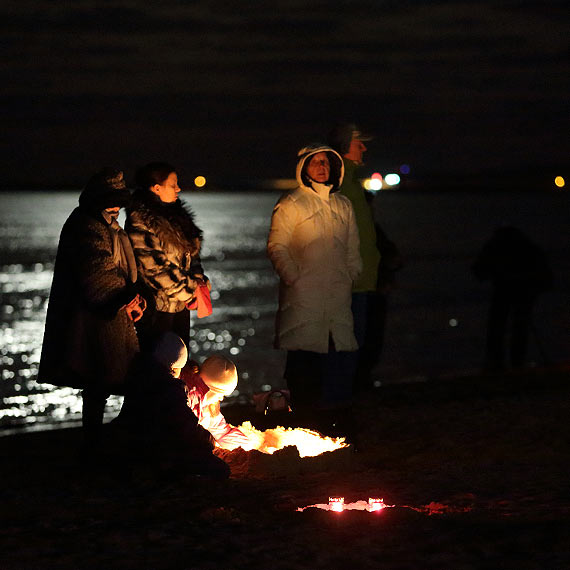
[328,123,381,392]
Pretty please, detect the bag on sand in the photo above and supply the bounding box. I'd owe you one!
[253,390,292,415]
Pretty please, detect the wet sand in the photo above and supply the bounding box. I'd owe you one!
[2,366,569,569]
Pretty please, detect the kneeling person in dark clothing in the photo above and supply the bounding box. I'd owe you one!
[116,332,230,479]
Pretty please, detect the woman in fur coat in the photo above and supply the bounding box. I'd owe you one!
[126,162,207,349]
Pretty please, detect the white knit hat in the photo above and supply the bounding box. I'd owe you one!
[152,332,188,370]
[200,355,238,396]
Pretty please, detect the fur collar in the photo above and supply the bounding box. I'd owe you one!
[128,190,203,256]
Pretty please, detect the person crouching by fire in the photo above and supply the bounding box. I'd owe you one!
[116,332,231,479]
[38,168,146,454]
[180,354,255,451]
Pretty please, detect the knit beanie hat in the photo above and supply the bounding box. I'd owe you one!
[200,355,238,396]
[79,167,131,212]
[152,332,188,370]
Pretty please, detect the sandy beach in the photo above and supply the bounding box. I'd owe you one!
[2,365,569,569]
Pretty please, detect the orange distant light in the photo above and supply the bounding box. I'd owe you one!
[554,176,565,188]
[194,176,206,188]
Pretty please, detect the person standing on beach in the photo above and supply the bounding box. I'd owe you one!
[472,226,553,370]
[327,123,381,392]
[126,162,209,351]
[38,168,146,452]
[267,143,361,437]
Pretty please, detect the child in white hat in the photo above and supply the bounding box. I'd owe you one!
[181,354,254,451]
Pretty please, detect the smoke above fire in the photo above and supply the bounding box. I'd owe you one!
[235,421,348,458]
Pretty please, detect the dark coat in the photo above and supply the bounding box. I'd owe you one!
[38,207,139,393]
[472,226,553,299]
[116,356,213,455]
[126,191,204,313]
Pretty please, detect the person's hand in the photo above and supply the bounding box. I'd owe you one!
[193,274,212,290]
[136,294,147,312]
[125,294,145,322]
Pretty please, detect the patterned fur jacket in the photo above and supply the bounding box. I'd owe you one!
[126,190,205,313]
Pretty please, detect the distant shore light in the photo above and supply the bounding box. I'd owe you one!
[400,164,411,175]
[369,178,383,191]
[194,176,206,188]
[554,176,565,188]
[384,173,401,186]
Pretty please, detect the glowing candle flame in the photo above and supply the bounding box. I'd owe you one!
[329,497,344,512]
[368,498,386,512]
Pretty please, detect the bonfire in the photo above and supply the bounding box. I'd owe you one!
[232,421,348,457]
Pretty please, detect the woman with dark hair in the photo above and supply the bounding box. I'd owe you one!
[126,162,208,349]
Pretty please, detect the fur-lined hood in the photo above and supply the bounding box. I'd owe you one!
[127,190,203,258]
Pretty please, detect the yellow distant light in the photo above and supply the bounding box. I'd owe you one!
[363,179,372,190]
[554,176,565,188]
[194,176,206,188]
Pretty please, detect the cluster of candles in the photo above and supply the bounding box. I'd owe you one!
[328,497,387,513]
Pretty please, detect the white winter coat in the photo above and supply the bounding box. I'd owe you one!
[267,144,362,353]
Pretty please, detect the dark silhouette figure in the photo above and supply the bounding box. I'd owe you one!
[114,332,230,479]
[472,226,553,370]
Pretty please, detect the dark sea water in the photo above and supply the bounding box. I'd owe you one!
[1,189,569,434]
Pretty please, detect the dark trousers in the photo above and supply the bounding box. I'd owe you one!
[136,307,191,352]
[82,386,110,449]
[351,291,388,392]
[285,347,356,438]
[487,290,535,369]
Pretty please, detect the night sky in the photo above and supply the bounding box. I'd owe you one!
[2,1,568,187]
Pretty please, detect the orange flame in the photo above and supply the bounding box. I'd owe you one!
[236,421,348,457]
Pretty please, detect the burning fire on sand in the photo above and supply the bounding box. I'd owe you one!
[234,421,348,457]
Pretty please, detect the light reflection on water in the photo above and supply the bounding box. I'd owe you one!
[0,191,284,434]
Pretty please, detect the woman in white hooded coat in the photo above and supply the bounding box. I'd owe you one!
[267,144,361,430]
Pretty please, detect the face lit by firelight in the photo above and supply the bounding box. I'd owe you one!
[306,152,330,183]
[151,171,180,203]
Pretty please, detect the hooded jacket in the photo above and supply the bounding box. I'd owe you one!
[267,144,362,353]
[126,190,204,313]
